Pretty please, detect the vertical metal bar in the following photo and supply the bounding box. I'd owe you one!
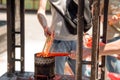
[7,0,15,75]
[15,0,20,72]
[89,0,93,9]
[12,0,16,73]
[102,0,109,43]
[101,0,109,80]
[7,0,11,75]
[97,1,101,79]
[75,0,84,80]
[90,0,100,80]
[20,0,25,73]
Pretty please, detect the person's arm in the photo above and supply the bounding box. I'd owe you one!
[99,39,120,56]
[37,0,51,36]
[83,39,120,58]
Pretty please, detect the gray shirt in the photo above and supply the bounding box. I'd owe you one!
[49,0,91,40]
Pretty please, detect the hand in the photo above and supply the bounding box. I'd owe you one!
[44,27,52,37]
[115,54,120,60]
[69,50,76,59]
[69,48,91,59]
[83,47,91,59]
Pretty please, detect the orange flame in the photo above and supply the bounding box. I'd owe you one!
[36,34,69,57]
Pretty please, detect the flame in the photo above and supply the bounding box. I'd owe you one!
[36,34,69,57]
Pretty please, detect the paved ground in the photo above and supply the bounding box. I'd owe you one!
[0,10,110,80]
[0,11,52,76]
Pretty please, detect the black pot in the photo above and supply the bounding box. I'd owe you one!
[34,53,55,80]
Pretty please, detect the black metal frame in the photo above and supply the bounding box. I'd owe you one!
[76,0,109,80]
[7,0,24,75]
[6,0,109,80]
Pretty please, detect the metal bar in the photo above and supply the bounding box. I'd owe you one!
[14,59,21,61]
[97,1,101,79]
[101,0,109,80]
[15,45,21,47]
[20,0,25,73]
[90,0,100,80]
[12,31,21,34]
[82,61,93,64]
[7,0,15,75]
[75,0,84,80]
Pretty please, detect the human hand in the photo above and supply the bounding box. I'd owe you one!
[69,50,76,59]
[111,54,120,60]
[68,48,91,59]
[115,54,120,60]
[83,47,91,59]
[44,27,52,37]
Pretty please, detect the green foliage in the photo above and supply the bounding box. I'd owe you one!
[1,0,51,11]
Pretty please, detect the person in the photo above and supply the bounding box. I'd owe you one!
[37,0,92,75]
[100,0,120,74]
[37,0,120,77]
[81,39,120,59]
[106,0,120,74]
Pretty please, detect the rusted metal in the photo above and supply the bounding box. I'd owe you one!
[7,0,25,75]
[20,0,25,73]
[75,0,84,80]
[90,0,100,80]
[76,0,101,80]
[7,0,15,75]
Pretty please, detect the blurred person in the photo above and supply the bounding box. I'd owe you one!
[37,0,92,75]
[100,0,120,74]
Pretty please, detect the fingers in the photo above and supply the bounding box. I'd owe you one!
[116,54,120,60]
[69,51,76,59]
[44,27,52,37]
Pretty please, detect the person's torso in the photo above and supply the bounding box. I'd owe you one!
[49,0,77,41]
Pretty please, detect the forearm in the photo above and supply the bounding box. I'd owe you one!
[37,0,48,29]
[37,13,48,29]
[83,39,120,59]
[99,39,120,56]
